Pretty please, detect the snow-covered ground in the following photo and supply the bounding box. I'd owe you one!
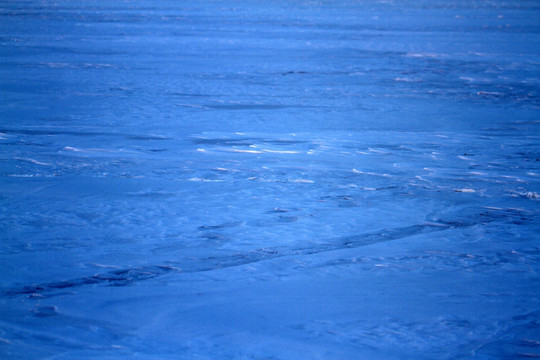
[1,1,539,359]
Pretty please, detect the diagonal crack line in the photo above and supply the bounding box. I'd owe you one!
[3,220,475,297]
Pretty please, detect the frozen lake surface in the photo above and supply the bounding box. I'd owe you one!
[1,0,539,359]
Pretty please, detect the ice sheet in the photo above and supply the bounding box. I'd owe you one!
[1,1,539,359]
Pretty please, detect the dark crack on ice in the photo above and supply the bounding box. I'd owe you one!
[5,207,517,297]
[4,231,454,295]
[5,265,181,297]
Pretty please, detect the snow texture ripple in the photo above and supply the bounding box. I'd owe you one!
[1,0,539,359]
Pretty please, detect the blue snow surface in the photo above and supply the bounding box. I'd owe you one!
[0,0,539,359]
